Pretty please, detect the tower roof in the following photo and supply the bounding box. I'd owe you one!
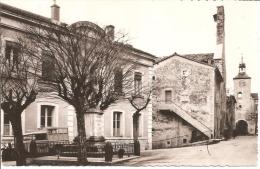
[239,62,246,69]
[234,56,251,79]
[239,55,246,69]
[233,73,251,79]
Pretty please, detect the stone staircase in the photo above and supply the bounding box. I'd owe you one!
[157,102,212,138]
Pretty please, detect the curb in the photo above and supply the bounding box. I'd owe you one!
[27,156,140,166]
[111,156,139,165]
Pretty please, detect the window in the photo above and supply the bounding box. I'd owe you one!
[183,139,187,144]
[5,41,20,72]
[42,52,56,81]
[239,105,242,108]
[113,111,122,137]
[165,90,172,103]
[134,72,142,95]
[3,111,11,136]
[238,92,242,99]
[114,68,123,94]
[40,105,54,128]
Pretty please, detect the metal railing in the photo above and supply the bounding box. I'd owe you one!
[3,124,11,136]
[22,141,135,158]
[111,142,134,156]
[23,140,70,155]
[59,143,105,158]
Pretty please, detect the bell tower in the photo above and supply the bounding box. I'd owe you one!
[234,56,251,98]
[238,56,246,74]
[233,57,252,135]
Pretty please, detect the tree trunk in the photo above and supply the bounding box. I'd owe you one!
[133,112,141,156]
[10,114,26,166]
[133,112,140,142]
[76,112,88,165]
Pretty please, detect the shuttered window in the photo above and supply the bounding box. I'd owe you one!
[134,72,142,95]
[5,41,20,72]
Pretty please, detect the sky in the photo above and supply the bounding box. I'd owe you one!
[2,0,260,93]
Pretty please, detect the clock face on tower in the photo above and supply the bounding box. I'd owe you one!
[239,80,246,87]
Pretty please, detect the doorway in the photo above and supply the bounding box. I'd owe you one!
[236,120,248,135]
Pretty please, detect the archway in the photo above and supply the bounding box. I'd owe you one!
[236,120,248,135]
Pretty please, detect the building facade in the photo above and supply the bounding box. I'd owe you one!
[225,95,236,139]
[152,53,225,148]
[233,59,258,135]
[151,6,229,149]
[0,2,156,150]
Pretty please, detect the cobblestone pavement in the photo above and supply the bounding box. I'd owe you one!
[121,136,257,167]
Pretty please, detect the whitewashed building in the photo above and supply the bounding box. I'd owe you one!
[0,2,156,150]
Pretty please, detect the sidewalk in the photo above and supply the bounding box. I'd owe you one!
[2,155,139,166]
[1,160,16,166]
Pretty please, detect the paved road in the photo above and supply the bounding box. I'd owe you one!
[122,136,257,166]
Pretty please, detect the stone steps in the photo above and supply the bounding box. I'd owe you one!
[157,102,212,138]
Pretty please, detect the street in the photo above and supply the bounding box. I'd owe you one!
[121,136,257,166]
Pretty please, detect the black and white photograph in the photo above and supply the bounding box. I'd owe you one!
[0,0,259,167]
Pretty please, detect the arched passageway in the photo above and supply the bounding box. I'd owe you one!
[236,120,248,135]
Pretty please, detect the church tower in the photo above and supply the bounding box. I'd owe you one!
[233,57,254,135]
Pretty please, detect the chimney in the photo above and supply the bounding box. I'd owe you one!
[51,0,60,22]
[105,25,115,41]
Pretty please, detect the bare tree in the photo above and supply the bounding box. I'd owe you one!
[127,84,152,155]
[26,22,135,164]
[0,36,40,165]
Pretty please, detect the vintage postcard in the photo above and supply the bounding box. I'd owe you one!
[0,0,258,167]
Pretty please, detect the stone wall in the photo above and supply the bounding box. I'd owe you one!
[225,95,236,139]
[214,70,225,139]
[152,110,206,148]
[216,6,225,45]
[152,55,216,146]
[154,56,215,128]
[234,78,256,134]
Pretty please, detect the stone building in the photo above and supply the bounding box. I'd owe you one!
[213,6,228,138]
[152,53,224,148]
[152,6,228,149]
[233,58,258,135]
[225,95,236,139]
[0,2,156,150]
[251,93,258,134]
